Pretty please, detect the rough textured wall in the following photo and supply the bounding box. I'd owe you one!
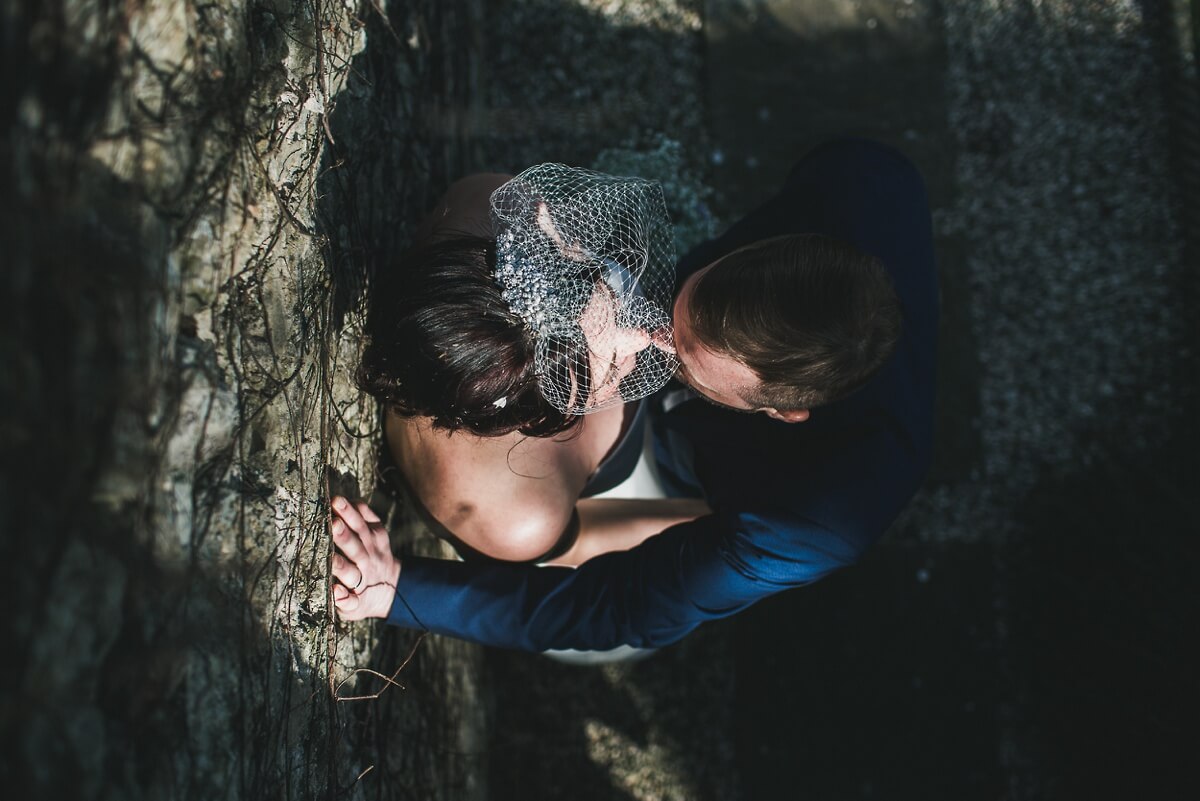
[1,2,482,798]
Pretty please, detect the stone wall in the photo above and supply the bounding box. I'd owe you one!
[1,2,483,798]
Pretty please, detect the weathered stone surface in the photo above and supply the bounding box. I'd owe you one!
[3,2,485,798]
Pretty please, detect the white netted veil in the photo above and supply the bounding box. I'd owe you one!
[491,164,679,415]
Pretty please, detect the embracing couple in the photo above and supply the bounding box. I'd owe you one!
[329,138,937,654]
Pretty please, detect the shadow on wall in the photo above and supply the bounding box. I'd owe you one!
[1,3,177,788]
[318,0,487,331]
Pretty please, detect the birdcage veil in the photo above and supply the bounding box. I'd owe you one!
[491,164,679,415]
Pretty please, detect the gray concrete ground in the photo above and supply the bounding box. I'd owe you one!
[456,1,1199,800]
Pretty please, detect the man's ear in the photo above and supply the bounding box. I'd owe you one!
[764,408,809,423]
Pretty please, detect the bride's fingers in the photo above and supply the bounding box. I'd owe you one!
[330,516,367,564]
[354,500,382,525]
[331,553,363,593]
[332,583,350,602]
[334,591,361,617]
[332,496,374,538]
[352,502,396,552]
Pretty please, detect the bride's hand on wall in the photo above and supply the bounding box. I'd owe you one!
[330,496,400,621]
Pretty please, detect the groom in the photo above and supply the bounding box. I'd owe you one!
[332,138,938,651]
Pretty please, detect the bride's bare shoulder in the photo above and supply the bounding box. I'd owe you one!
[386,414,588,562]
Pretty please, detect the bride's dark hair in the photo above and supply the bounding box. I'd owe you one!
[357,235,587,437]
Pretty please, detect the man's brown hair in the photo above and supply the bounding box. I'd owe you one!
[688,234,902,410]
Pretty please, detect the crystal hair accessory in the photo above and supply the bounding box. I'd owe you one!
[491,164,679,415]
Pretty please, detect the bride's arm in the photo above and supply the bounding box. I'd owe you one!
[544,497,712,567]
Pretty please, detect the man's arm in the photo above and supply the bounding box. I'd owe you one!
[384,504,866,651]
[331,407,924,651]
[329,491,857,649]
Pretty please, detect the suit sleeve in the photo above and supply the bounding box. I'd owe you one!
[387,508,861,651]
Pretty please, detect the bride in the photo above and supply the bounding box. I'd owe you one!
[345,165,709,581]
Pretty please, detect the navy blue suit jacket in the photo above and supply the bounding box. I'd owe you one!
[387,140,938,651]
